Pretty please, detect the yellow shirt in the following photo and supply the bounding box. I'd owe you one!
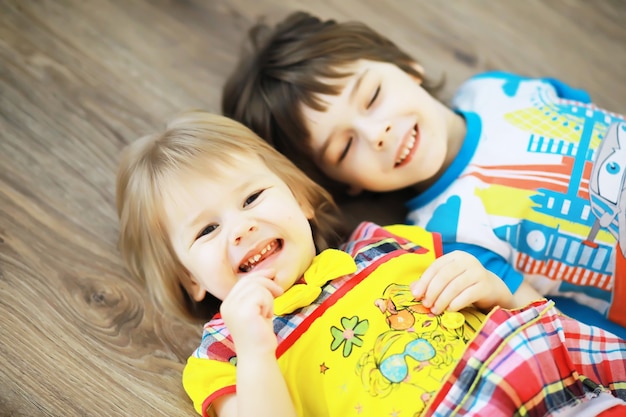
[183,223,486,416]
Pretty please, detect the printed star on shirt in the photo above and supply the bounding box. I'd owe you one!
[319,362,329,374]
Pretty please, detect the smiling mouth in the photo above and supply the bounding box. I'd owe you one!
[394,124,418,167]
[238,239,282,272]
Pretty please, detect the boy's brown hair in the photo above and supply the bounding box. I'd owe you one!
[222,11,441,197]
[116,111,345,321]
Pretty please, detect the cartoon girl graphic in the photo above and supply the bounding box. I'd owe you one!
[355,283,483,412]
[375,283,481,342]
[356,330,462,414]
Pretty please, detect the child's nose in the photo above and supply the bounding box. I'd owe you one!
[368,123,391,150]
[233,223,257,245]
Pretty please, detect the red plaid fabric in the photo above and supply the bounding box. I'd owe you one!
[424,300,626,416]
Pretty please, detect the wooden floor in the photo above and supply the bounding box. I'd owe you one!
[1,1,624,415]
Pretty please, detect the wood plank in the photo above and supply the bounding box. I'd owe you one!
[1,1,624,415]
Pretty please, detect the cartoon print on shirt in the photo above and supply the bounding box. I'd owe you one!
[329,316,369,357]
[350,283,481,411]
[586,121,626,252]
[374,283,480,341]
[487,86,624,278]
[374,283,431,330]
[433,78,626,319]
[495,95,624,305]
[356,330,444,414]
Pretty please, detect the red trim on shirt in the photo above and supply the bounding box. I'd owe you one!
[275,251,404,357]
[608,243,626,327]
[202,385,236,417]
[432,232,443,258]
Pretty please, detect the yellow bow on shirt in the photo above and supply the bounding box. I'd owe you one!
[273,249,357,316]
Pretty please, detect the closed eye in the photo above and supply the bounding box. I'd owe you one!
[367,85,380,109]
[338,136,353,163]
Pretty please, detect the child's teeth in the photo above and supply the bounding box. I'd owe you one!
[396,132,416,165]
[241,242,276,272]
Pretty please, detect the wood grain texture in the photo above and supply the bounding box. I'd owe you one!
[1,1,624,415]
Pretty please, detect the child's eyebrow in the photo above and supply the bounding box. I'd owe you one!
[181,179,255,234]
[316,132,334,163]
[349,68,369,102]
[316,68,370,163]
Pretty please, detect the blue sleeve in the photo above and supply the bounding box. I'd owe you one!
[442,241,524,294]
[540,77,591,103]
[468,71,592,103]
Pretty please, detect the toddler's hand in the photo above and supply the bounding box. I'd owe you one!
[220,270,283,355]
[410,251,512,314]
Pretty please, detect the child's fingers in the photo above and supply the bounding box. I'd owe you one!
[248,269,283,297]
[441,282,480,312]
[221,277,280,353]
[413,252,467,305]
[245,267,276,283]
[248,275,284,318]
[248,281,278,319]
[223,274,283,320]
[428,275,474,313]
[410,253,452,298]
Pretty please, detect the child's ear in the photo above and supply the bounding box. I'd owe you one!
[411,62,425,84]
[180,272,206,302]
[301,200,315,220]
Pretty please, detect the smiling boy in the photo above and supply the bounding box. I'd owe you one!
[222,11,626,337]
[300,60,466,196]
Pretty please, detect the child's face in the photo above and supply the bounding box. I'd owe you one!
[301,60,452,194]
[163,155,316,302]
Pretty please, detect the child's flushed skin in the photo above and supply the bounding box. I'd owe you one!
[162,148,534,417]
[301,60,466,196]
[118,111,541,417]
[163,155,315,417]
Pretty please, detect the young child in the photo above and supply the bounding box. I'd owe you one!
[116,110,626,417]
[222,11,626,337]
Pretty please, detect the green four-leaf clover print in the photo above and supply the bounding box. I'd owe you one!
[330,316,369,357]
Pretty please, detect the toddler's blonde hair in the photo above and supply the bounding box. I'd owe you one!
[116,111,344,320]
